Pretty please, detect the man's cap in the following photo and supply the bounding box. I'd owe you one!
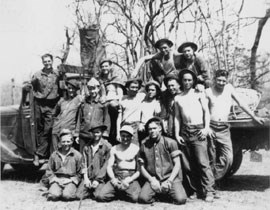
[105,78,126,91]
[154,38,173,49]
[88,124,107,132]
[120,125,134,136]
[66,79,80,90]
[177,42,198,53]
[145,80,161,91]
[99,59,112,67]
[59,128,73,138]
[164,74,180,87]
[178,69,197,87]
[125,78,143,88]
[145,117,163,130]
[87,77,100,87]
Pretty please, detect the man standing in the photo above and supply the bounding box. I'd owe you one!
[32,53,60,166]
[160,75,181,138]
[174,69,215,202]
[51,79,82,152]
[205,70,264,180]
[116,78,145,145]
[138,117,187,205]
[177,42,211,88]
[75,77,110,152]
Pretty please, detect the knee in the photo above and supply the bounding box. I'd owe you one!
[173,196,187,205]
[62,191,76,201]
[95,191,112,202]
[138,192,153,204]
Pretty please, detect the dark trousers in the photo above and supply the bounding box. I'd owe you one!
[138,180,187,205]
[181,139,215,197]
[76,179,104,200]
[35,98,58,158]
[96,180,141,203]
[48,182,77,201]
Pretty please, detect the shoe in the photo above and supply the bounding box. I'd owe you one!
[204,194,214,202]
[33,155,40,166]
[214,191,221,199]
[189,193,197,200]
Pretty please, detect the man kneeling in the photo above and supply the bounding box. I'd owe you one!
[138,117,187,205]
[47,129,82,201]
[96,125,141,202]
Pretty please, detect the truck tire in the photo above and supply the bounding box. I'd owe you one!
[11,163,42,173]
[225,150,243,177]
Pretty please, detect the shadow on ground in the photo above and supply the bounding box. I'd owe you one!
[218,175,270,192]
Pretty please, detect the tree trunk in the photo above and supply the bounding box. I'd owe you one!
[250,8,270,89]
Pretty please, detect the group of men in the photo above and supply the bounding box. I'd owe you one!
[29,39,264,204]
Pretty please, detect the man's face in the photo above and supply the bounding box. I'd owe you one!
[167,79,180,95]
[215,76,227,90]
[159,43,171,56]
[67,84,77,98]
[127,82,139,97]
[42,56,53,70]
[100,62,111,75]
[60,135,73,152]
[182,73,194,91]
[88,85,100,98]
[120,132,133,146]
[92,128,103,142]
[182,46,194,60]
[148,122,162,139]
[146,84,157,99]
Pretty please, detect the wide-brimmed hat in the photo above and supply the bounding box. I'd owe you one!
[125,78,143,89]
[145,117,163,131]
[178,42,198,53]
[88,124,107,132]
[178,69,197,87]
[99,59,112,67]
[154,38,173,49]
[59,128,73,138]
[145,80,161,91]
[163,74,180,87]
[120,125,134,136]
[66,79,80,90]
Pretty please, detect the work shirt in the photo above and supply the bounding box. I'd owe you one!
[52,95,83,135]
[81,138,112,183]
[31,68,60,99]
[140,135,182,182]
[178,54,210,87]
[48,148,82,185]
[76,96,110,138]
[140,99,161,124]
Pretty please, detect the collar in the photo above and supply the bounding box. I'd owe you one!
[56,147,75,158]
[41,68,55,75]
[85,95,100,103]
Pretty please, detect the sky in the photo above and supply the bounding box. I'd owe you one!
[0,0,269,85]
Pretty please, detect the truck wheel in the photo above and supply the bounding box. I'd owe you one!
[11,164,42,173]
[225,150,243,177]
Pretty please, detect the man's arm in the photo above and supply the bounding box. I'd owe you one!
[131,54,156,78]
[174,98,185,145]
[231,88,264,125]
[116,105,123,141]
[195,55,211,87]
[167,156,181,183]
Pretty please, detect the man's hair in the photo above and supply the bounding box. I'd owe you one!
[215,70,229,78]
[41,53,53,61]
[127,80,140,88]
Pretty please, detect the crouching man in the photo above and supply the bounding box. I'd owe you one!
[47,129,82,201]
[138,117,187,205]
[96,125,141,203]
[76,124,112,200]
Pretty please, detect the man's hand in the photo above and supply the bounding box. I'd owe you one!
[161,180,172,193]
[198,128,209,141]
[208,129,216,140]
[84,178,92,189]
[195,84,205,92]
[91,180,99,189]
[150,177,161,193]
[75,137,80,144]
[111,178,121,188]
[175,135,185,146]
[138,123,145,132]
[120,177,132,190]
[116,133,121,142]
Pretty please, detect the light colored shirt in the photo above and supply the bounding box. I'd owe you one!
[140,99,161,124]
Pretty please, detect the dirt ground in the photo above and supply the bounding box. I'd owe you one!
[1,150,270,210]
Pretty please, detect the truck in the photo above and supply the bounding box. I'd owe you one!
[1,83,269,179]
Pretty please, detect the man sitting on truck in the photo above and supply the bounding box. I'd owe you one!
[205,70,264,180]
